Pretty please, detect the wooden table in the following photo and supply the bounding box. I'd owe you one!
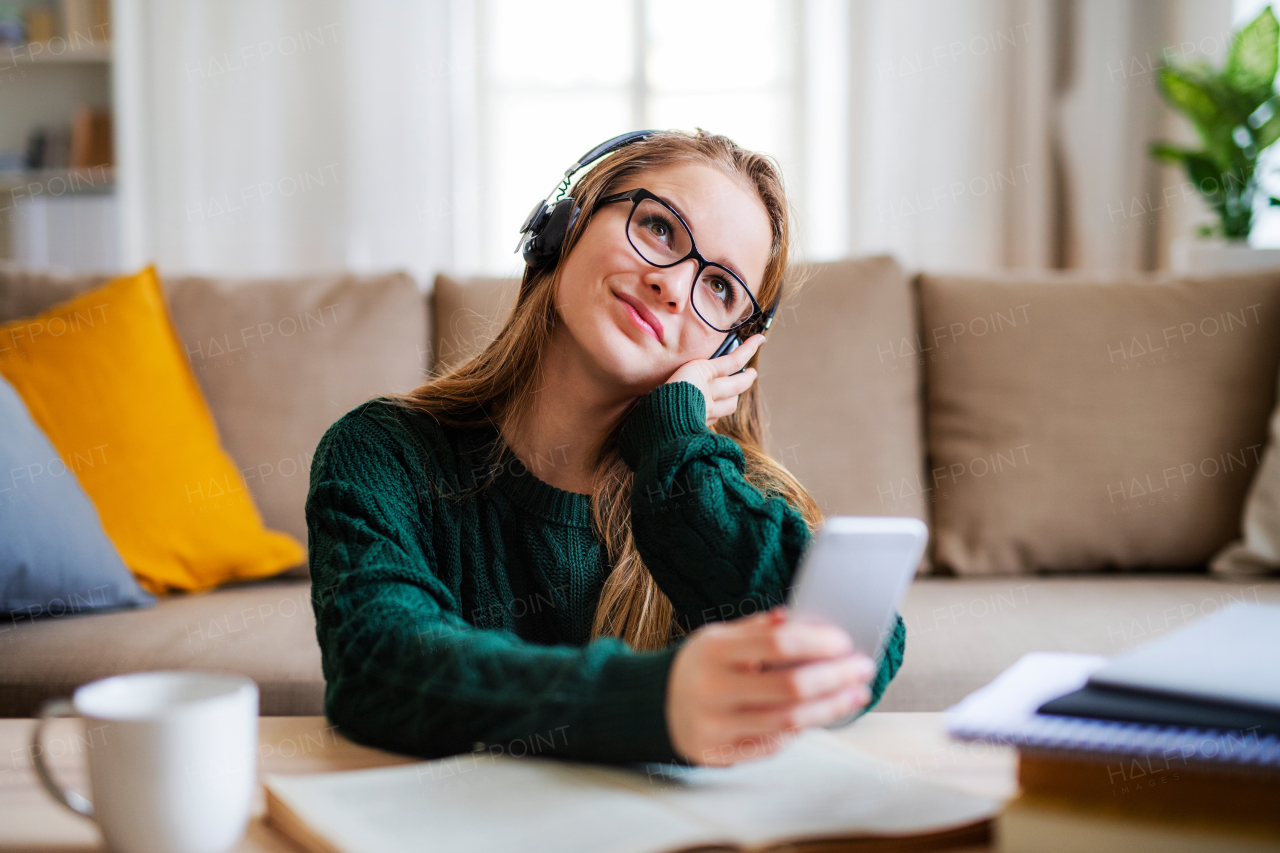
[0,712,1016,852]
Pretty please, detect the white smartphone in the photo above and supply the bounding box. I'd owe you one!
[785,516,927,725]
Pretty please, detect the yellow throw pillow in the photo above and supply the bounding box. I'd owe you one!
[0,266,304,594]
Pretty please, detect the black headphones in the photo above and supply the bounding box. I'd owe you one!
[515,129,778,364]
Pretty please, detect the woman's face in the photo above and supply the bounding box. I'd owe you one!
[554,162,773,392]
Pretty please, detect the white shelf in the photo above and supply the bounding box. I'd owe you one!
[0,167,115,194]
[4,39,112,64]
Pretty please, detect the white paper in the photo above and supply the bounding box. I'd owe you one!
[268,755,727,853]
[944,651,1107,737]
[592,728,998,849]
[266,727,999,853]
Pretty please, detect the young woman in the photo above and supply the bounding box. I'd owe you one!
[306,129,906,768]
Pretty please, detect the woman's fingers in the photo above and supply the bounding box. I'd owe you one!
[715,366,759,398]
[703,334,765,380]
[704,368,757,421]
[728,683,872,739]
[721,654,876,708]
[676,333,767,427]
[717,615,855,669]
[711,333,766,376]
[697,685,872,765]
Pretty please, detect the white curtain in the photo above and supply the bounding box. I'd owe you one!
[112,0,476,281]
[111,0,1235,279]
[841,0,1060,272]
[1059,0,1234,271]
[839,0,1233,275]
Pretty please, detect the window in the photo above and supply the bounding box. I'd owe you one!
[474,0,806,276]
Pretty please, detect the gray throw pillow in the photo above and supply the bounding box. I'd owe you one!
[0,372,155,619]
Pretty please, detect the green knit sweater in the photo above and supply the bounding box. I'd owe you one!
[305,380,906,765]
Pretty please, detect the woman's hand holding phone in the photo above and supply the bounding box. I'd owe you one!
[664,605,876,767]
[665,333,767,429]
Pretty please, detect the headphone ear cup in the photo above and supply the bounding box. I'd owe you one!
[522,197,580,269]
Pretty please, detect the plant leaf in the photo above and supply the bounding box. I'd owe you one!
[1158,65,1256,171]
[1203,73,1262,121]
[1184,153,1227,203]
[1203,122,1248,173]
[1149,141,1193,163]
[1157,65,1222,127]
[1226,4,1280,100]
[1255,110,1280,149]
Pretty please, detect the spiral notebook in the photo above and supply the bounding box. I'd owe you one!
[945,651,1280,766]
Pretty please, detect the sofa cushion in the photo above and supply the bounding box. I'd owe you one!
[163,271,429,564]
[0,264,430,575]
[0,267,305,594]
[758,257,929,567]
[431,273,519,375]
[878,575,1280,711]
[0,263,107,320]
[0,578,322,716]
[920,268,1280,575]
[1213,364,1280,578]
[0,372,156,616]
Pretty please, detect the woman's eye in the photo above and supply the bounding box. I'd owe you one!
[639,215,674,241]
[705,275,737,305]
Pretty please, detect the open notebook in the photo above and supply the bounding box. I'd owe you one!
[264,726,999,853]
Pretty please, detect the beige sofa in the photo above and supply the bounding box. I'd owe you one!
[2,256,1278,717]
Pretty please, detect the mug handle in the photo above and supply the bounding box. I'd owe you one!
[30,699,94,818]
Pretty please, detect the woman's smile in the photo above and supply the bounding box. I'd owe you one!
[615,290,665,343]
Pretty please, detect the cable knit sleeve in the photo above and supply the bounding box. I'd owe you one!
[616,381,907,713]
[616,381,813,629]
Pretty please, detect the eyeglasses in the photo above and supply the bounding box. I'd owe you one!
[592,188,762,333]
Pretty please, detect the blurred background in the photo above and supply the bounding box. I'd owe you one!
[0,0,1277,282]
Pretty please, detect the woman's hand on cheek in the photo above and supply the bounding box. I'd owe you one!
[665,334,767,428]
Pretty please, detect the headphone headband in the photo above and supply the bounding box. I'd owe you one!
[566,130,658,181]
[516,129,660,267]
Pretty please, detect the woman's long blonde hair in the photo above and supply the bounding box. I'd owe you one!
[387,129,822,651]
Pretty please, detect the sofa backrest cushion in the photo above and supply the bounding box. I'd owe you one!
[431,274,519,375]
[434,259,931,572]
[1211,364,1280,578]
[920,268,1280,575]
[164,271,429,561]
[758,257,929,557]
[0,265,106,318]
[0,264,429,570]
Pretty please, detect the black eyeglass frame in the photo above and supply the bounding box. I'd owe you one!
[593,187,764,334]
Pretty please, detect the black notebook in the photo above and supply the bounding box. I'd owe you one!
[1037,602,1280,735]
[1038,682,1280,735]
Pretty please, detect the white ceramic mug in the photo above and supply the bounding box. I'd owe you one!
[31,671,259,853]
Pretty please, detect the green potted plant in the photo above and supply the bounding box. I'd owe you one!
[1150,4,1280,270]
